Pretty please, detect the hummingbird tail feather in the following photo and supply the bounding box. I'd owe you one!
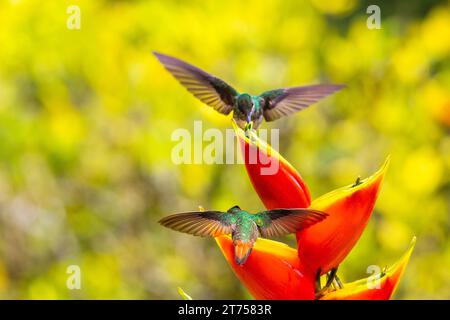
[234,240,254,265]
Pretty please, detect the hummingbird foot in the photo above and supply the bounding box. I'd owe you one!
[352,176,363,187]
[314,268,322,293]
[333,274,344,289]
[325,267,338,289]
[315,267,342,299]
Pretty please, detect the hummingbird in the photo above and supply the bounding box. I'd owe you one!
[153,52,345,130]
[159,205,328,265]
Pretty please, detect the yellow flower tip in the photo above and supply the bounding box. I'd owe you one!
[378,154,391,178]
[177,287,193,300]
[231,118,297,172]
[377,235,416,298]
[313,155,390,205]
[353,155,390,191]
[320,236,416,300]
[387,235,416,277]
[216,235,296,258]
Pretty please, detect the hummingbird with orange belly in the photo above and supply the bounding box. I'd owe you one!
[153,52,345,130]
[159,205,328,265]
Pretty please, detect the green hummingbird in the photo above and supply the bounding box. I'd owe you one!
[159,205,328,265]
[153,52,345,130]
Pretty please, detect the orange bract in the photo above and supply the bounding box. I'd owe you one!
[216,235,315,300]
[298,158,389,275]
[321,237,415,300]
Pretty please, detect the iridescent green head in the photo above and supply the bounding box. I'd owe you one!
[227,205,242,214]
[237,94,253,121]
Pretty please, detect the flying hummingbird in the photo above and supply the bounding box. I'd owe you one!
[153,52,345,130]
[159,205,328,265]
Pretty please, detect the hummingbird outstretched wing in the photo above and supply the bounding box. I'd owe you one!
[254,208,328,238]
[153,52,238,115]
[260,84,345,121]
[159,211,235,237]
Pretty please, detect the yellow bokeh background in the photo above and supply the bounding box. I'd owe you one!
[0,0,448,299]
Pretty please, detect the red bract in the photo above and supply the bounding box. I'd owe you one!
[234,121,311,209]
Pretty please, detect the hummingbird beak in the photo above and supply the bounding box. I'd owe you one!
[234,241,253,265]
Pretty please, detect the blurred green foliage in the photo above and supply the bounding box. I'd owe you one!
[0,0,448,299]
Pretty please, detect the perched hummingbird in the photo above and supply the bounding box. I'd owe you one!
[153,52,345,130]
[159,205,327,265]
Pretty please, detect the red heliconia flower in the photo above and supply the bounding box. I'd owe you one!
[214,122,414,300]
